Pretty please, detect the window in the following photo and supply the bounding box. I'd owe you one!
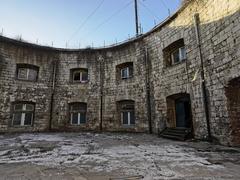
[12,102,34,126]
[163,39,187,66]
[118,100,135,126]
[17,64,39,81]
[171,46,186,64]
[116,62,133,80]
[71,68,88,83]
[69,103,87,125]
[122,111,135,125]
[121,67,132,79]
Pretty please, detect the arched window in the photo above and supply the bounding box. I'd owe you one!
[69,102,87,125]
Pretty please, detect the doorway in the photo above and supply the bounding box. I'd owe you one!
[225,77,240,145]
[175,96,191,128]
[166,93,192,128]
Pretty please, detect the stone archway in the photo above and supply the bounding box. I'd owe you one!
[225,77,240,145]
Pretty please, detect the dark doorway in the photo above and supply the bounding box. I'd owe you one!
[225,77,240,146]
[164,93,193,140]
[166,93,192,128]
[175,96,191,128]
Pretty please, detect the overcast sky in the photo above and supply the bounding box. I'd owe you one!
[0,0,181,48]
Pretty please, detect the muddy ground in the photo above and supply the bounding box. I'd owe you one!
[0,132,239,180]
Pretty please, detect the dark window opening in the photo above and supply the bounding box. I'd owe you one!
[73,72,80,81]
[122,111,135,125]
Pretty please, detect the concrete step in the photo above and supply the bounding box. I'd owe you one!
[161,134,186,141]
[159,128,192,141]
[163,131,186,137]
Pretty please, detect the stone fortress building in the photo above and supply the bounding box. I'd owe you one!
[0,0,239,146]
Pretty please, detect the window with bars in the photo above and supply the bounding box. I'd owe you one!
[71,68,88,83]
[69,103,87,125]
[16,64,39,81]
[12,102,34,126]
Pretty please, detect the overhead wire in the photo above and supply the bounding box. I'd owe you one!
[159,0,169,10]
[67,0,105,43]
[159,0,171,16]
[79,0,133,42]
[139,0,161,21]
[70,0,170,47]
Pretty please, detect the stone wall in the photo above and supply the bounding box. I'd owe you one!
[0,0,239,145]
[102,42,149,132]
[0,41,57,132]
[143,0,240,145]
[52,50,103,131]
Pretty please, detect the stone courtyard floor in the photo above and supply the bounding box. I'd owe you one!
[0,133,240,180]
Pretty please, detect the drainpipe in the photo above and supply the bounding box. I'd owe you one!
[193,13,212,141]
[144,47,152,134]
[49,60,57,131]
[98,55,104,131]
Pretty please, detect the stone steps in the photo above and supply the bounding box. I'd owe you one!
[160,127,192,141]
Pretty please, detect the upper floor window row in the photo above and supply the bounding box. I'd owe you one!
[163,39,187,67]
[16,64,39,82]
[15,42,187,84]
[16,65,89,84]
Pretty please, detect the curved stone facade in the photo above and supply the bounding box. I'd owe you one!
[0,0,240,145]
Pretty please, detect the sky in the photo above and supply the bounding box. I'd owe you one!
[0,0,181,48]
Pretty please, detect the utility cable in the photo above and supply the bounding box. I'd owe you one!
[139,0,161,21]
[159,0,171,16]
[159,0,169,10]
[80,0,133,41]
[67,0,105,43]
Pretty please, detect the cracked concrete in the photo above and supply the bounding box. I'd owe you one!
[0,133,239,180]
